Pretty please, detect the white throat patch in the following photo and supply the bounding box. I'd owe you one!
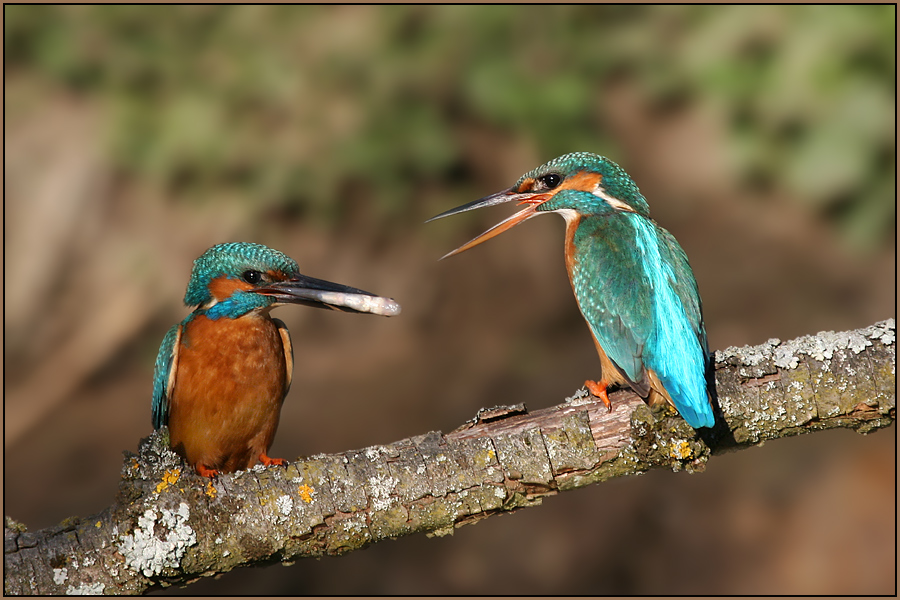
[554,208,580,225]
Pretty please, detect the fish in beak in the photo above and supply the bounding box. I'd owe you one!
[426,187,551,259]
[254,273,401,317]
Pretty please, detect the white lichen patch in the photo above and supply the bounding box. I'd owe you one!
[275,494,293,517]
[118,503,196,577]
[53,568,67,585]
[866,319,896,345]
[343,513,369,534]
[565,386,594,405]
[719,320,895,371]
[66,582,106,595]
[776,330,863,368]
[717,338,780,366]
[364,446,391,461]
[367,472,399,511]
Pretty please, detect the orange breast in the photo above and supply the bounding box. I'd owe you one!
[563,212,581,289]
[168,312,289,473]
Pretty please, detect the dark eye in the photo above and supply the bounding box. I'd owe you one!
[242,270,262,284]
[540,173,561,189]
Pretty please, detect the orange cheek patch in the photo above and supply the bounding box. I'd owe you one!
[266,270,290,282]
[207,276,255,302]
[516,177,537,192]
[558,170,603,193]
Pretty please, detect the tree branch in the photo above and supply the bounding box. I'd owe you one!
[4,319,895,595]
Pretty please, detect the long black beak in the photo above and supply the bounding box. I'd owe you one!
[426,187,551,259]
[254,274,401,316]
[425,187,519,223]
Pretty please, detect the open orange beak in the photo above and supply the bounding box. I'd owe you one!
[426,187,551,260]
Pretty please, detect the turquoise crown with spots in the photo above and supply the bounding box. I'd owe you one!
[521,152,651,216]
[184,242,299,307]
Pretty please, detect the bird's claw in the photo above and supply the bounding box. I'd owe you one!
[196,463,220,478]
[584,379,613,413]
[259,453,287,468]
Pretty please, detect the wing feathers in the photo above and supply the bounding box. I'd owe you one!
[151,323,182,429]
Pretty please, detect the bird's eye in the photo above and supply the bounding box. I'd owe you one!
[242,270,262,284]
[540,174,561,189]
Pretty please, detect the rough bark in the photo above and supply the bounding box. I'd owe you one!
[4,319,895,595]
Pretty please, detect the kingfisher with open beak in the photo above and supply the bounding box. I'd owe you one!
[428,152,714,429]
[152,242,401,477]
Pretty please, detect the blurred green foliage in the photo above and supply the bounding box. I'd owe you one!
[5,5,895,248]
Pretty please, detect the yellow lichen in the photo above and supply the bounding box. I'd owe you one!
[155,468,182,493]
[205,480,217,498]
[669,440,693,460]
[298,484,314,503]
[472,448,496,469]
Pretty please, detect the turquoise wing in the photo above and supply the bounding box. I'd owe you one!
[151,323,182,429]
[571,214,713,428]
[641,225,713,428]
[571,215,653,386]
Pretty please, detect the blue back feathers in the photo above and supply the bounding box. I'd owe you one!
[629,218,712,428]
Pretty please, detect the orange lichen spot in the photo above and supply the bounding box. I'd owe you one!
[670,440,693,460]
[206,480,217,498]
[298,484,314,503]
[155,468,182,494]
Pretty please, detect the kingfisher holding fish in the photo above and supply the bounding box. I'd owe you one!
[429,152,715,429]
[152,242,401,477]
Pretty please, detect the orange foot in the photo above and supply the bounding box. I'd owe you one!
[259,453,287,468]
[584,379,612,413]
[196,463,220,478]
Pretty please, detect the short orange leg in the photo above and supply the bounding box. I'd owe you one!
[584,379,612,413]
[259,452,287,468]
[196,463,220,478]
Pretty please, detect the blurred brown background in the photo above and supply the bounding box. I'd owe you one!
[4,5,895,594]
